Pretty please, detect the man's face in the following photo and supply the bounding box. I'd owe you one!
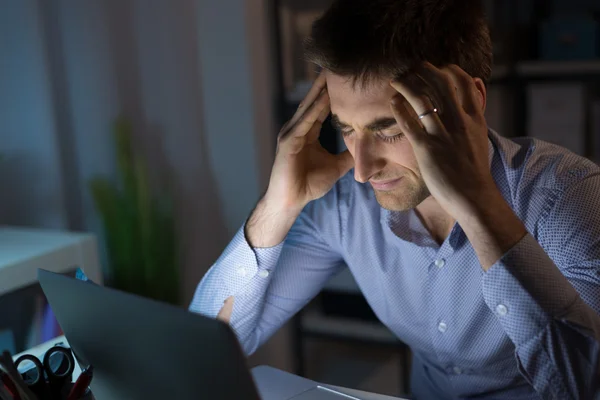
[326,71,430,211]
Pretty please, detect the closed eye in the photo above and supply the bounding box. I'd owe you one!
[331,115,403,143]
[335,127,404,143]
[377,131,404,143]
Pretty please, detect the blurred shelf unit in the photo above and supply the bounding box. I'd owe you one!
[516,60,600,79]
[490,65,510,82]
[277,0,333,109]
[285,60,600,104]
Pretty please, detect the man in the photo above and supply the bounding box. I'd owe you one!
[189,0,600,398]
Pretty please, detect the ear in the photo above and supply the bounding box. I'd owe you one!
[473,78,487,113]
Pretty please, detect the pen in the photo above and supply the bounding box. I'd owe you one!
[66,366,93,400]
[0,370,20,400]
[0,352,37,400]
[0,380,15,400]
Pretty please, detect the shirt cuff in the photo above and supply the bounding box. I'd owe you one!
[481,233,580,346]
[188,223,284,316]
[217,223,285,293]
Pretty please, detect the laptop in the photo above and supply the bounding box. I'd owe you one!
[37,269,362,400]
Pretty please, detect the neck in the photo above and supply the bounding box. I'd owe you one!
[414,196,456,245]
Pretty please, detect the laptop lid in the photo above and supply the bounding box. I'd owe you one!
[37,269,260,400]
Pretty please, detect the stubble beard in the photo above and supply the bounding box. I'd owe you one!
[373,175,430,211]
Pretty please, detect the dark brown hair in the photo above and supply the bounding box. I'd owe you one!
[305,0,493,87]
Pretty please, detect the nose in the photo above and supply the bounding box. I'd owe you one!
[352,136,385,183]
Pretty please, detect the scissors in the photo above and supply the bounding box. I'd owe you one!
[14,344,75,399]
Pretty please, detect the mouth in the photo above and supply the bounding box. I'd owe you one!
[370,177,403,191]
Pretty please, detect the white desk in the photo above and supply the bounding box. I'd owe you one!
[13,335,83,378]
[0,226,103,296]
[18,336,407,400]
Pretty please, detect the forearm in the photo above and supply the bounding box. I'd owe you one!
[189,193,345,355]
[205,195,303,325]
[460,182,600,397]
[456,187,527,271]
[480,234,600,398]
[188,224,285,353]
[246,194,303,248]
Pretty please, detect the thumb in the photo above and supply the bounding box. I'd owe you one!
[335,150,354,179]
[217,296,234,324]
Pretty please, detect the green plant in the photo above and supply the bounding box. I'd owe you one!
[90,117,179,304]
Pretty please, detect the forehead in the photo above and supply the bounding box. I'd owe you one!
[325,71,397,122]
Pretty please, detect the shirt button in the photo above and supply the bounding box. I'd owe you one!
[453,366,462,375]
[237,266,248,277]
[438,321,447,333]
[434,259,445,268]
[258,269,270,278]
[496,304,508,316]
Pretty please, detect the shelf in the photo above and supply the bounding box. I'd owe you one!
[301,310,399,344]
[516,60,600,77]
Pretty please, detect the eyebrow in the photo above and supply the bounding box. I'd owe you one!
[331,115,399,132]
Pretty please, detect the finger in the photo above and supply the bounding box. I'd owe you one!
[390,94,426,145]
[279,89,329,141]
[279,92,327,154]
[289,71,327,127]
[305,102,330,144]
[306,121,321,144]
[390,79,445,135]
[217,296,234,324]
[318,101,331,123]
[414,63,464,129]
[288,90,330,139]
[442,64,481,116]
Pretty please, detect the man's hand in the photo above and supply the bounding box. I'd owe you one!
[267,72,354,212]
[217,296,234,324]
[221,74,354,320]
[246,72,354,248]
[389,62,492,218]
[389,63,526,270]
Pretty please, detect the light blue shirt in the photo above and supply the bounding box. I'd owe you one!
[190,130,600,399]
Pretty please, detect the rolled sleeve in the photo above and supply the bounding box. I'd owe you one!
[188,224,283,317]
[481,173,600,398]
[481,233,580,347]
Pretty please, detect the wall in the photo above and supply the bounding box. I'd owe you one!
[0,0,69,229]
[0,0,278,304]
[1,0,293,371]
